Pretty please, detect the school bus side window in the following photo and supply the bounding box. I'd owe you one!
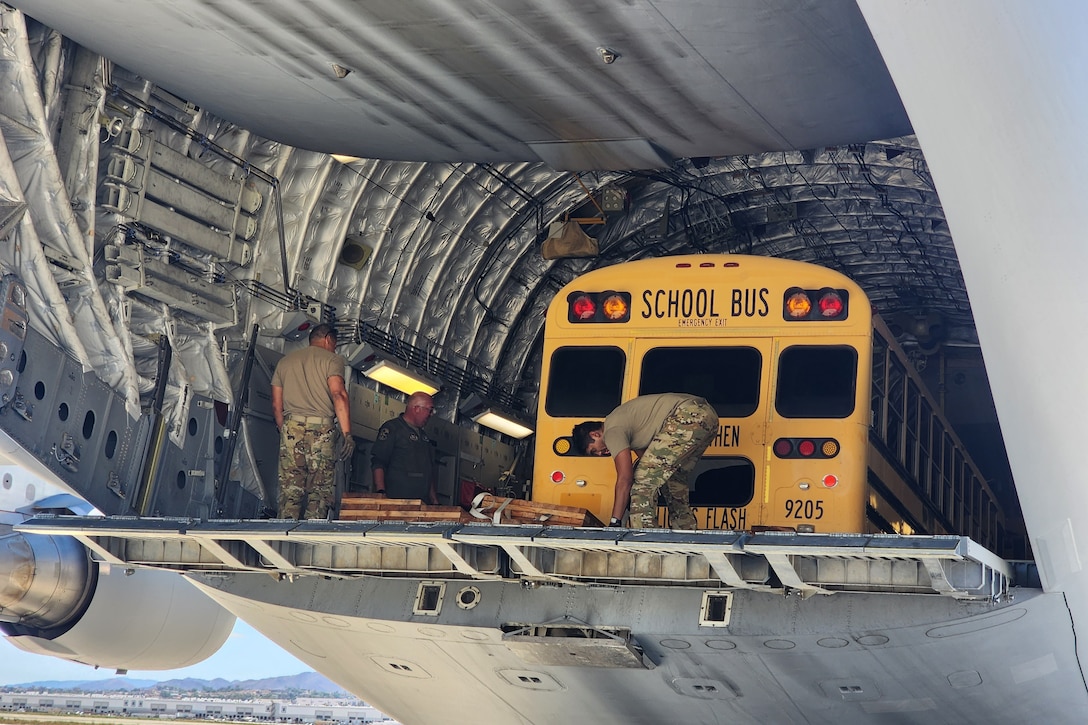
[775,345,858,418]
[639,347,762,418]
[545,346,625,417]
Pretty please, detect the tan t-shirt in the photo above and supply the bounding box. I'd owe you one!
[271,345,347,417]
[603,393,690,454]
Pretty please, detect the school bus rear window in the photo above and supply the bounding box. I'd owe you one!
[775,345,857,418]
[688,459,756,507]
[639,347,762,418]
[546,346,625,417]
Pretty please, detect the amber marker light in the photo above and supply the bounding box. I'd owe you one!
[601,293,630,321]
[784,288,812,319]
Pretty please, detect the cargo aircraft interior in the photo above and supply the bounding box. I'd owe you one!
[0,2,1086,723]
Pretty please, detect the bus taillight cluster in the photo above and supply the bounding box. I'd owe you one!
[567,291,632,323]
[783,287,849,321]
[773,437,840,459]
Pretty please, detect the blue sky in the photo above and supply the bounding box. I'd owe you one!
[0,620,310,686]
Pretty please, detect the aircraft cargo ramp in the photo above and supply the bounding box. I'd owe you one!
[16,515,1015,602]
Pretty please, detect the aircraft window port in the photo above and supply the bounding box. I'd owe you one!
[414,582,446,615]
[457,585,481,610]
[699,591,733,627]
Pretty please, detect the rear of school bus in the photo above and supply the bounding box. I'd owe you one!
[531,254,873,533]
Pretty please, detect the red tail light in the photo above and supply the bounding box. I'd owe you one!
[818,289,845,317]
[571,294,596,320]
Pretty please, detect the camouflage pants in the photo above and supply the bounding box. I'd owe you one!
[629,397,718,530]
[277,419,336,520]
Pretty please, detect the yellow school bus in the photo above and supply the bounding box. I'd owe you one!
[532,254,1011,551]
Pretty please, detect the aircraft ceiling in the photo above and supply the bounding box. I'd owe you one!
[9,0,911,170]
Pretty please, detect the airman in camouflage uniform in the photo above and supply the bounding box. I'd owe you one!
[271,323,353,520]
[277,422,337,519]
[573,393,718,529]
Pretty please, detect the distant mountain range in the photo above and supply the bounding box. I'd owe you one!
[9,671,349,695]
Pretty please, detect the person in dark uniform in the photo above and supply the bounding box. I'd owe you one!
[370,391,439,503]
[271,323,354,520]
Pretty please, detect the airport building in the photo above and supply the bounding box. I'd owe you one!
[0,692,396,724]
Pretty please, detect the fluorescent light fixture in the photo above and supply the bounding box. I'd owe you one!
[362,359,441,396]
[471,408,534,439]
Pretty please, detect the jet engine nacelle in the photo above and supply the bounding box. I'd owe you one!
[0,531,235,671]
